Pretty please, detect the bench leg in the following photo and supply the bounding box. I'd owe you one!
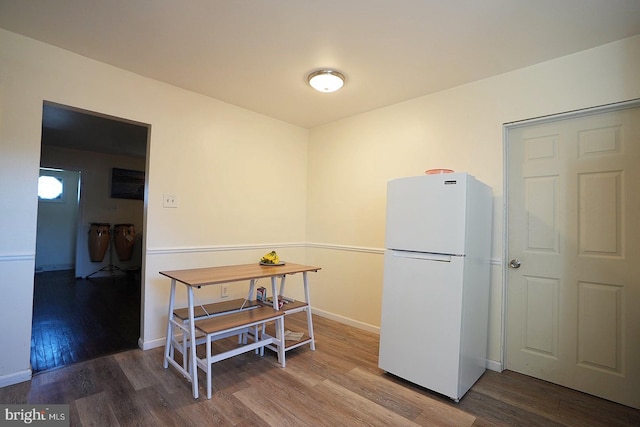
[206,334,213,400]
[259,323,265,356]
[163,279,177,369]
[182,328,188,373]
[276,316,286,368]
[253,325,260,355]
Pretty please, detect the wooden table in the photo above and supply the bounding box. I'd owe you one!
[160,262,321,399]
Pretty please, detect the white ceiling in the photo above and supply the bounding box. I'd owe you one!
[1,0,639,128]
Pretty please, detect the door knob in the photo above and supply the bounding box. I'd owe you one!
[509,258,521,269]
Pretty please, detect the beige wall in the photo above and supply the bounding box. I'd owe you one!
[0,29,308,384]
[306,35,640,366]
[1,26,639,386]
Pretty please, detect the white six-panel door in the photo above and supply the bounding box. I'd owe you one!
[506,103,640,409]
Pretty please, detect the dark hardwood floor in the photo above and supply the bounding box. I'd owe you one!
[31,269,141,373]
[5,309,638,426]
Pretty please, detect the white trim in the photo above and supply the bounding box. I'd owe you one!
[146,241,384,256]
[500,123,510,372]
[147,241,386,256]
[486,359,502,373]
[146,242,502,265]
[309,243,502,266]
[4,244,500,264]
[139,336,165,351]
[146,242,306,255]
[0,369,32,387]
[0,253,35,262]
[311,307,380,334]
[306,242,384,254]
[505,98,640,129]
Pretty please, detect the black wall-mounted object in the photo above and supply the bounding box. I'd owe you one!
[111,168,144,200]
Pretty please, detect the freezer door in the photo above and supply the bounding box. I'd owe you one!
[378,250,464,400]
[385,173,468,255]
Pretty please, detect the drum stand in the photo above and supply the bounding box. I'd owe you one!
[86,229,127,279]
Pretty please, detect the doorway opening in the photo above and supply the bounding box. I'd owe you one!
[33,102,149,373]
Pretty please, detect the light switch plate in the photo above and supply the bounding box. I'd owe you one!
[163,194,178,208]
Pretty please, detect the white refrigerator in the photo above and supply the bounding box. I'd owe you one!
[378,172,492,402]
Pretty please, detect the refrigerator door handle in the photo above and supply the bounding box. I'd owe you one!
[390,250,452,262]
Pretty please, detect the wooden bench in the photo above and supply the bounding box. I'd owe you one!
[173,298,258,321]
[169,299,262,375]
[194,305,285,399]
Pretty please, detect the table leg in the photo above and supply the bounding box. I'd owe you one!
[242,279,257,345]
[247,278,256,301]
[270,276,285,365]
[163,279,177,368]
[270,276,278,310]
[303,272,316,351]
[187,286,198,399]
[278,275,286,298]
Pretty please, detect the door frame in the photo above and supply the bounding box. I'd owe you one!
[500,98,640,371]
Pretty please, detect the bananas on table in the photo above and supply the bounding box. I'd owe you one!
[260,251,280,265]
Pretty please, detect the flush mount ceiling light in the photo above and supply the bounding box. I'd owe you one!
[307,69,345,93]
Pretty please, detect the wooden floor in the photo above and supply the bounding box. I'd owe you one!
[31,270,141,373]
[4,311,639,426]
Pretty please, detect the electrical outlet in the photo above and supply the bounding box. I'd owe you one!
[163,194,178,208]
[221,285,229,298]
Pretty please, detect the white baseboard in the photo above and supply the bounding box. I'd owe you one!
[311,308,380,334]
[0,369,32,388]
[486,359,502,372]
[139,336,166,351]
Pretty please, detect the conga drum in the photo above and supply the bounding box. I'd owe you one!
[88,223,111,262]
[114,223,136,261]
